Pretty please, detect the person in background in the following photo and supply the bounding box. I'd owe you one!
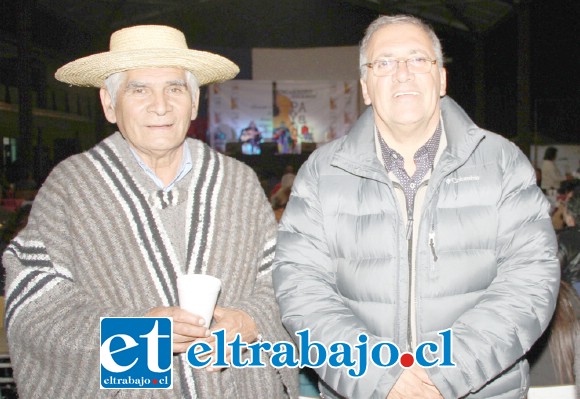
[541,146,565,195]
[573,160,580,180]
[271,177,294,222]
[239,120,262,155]
[270,165,296,197]
[281,164,296,181]
[527,280,579,395]
[207,122,236,153]
[270,166,296,222]
[273,14,559,399]
[2,25,298,399]
[550,179,580,231]
[557,190,580,295]
[528,193,580,393]
[535,166,542,188]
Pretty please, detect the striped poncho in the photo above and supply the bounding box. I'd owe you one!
[3,132,298,399]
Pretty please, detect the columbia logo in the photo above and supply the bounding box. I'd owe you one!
[445,176,480,184]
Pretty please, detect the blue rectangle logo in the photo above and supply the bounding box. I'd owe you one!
[100,317,173,389]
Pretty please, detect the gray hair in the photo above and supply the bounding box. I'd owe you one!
[104,69,200,108]
[359,15,444,79]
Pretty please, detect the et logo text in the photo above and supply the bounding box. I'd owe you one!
[100,317,173,389]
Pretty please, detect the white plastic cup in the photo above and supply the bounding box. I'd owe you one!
[176,274,221,328]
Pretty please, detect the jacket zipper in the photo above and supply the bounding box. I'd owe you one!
[396,180,429,351]
[406,210,414,351]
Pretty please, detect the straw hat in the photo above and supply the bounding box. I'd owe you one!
[55,25,239,87]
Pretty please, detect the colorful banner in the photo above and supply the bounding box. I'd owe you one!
[208,80,357,154]
[329,81,358,143]
[208,80,273,154]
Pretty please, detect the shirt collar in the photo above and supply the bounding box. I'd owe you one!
[376,122,443,174]
[130,142,192,192]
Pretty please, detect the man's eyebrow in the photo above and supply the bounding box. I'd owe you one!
[167,79,187,87]
[374,49,430,59]
[125,81,147,90]
[124,80,188,90]
[409,49,430,56]
[374,52,394,59]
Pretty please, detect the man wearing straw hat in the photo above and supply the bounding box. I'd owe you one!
[2,25,298,398]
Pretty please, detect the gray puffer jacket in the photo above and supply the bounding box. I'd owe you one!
[272,96,560,399]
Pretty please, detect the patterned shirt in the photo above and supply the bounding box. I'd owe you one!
[377,123,442,217]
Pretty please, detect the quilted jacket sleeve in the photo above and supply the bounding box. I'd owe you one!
[428,143,560,398]
[272,155,402,399]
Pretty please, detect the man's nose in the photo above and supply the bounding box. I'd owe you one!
[393,60,413,83]
[148,91,171,115]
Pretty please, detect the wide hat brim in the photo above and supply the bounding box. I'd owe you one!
[55,48,240,88]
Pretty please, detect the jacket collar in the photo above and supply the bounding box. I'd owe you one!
[330,106,389,183]
[331,96,486,184]
[438,96,485,164]
[429,96,486,189]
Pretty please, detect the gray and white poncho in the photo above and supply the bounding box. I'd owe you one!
[3,132,299,399]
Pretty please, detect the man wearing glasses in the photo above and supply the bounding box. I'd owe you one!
[273,14,559,399]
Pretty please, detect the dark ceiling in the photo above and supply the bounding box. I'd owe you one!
[2,0,520,58]
[1,0,579,143]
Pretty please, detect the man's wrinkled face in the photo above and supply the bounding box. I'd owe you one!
[360,23,447,132]
[101,67,198,158]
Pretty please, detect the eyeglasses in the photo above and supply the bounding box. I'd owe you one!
[363,57,437,77]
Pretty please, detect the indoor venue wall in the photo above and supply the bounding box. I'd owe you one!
[252,46,363,112]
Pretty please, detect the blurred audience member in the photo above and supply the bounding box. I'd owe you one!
[528,280,579,388]
[574,160,580,180]
[528,193,580,391]
[270,165,296,198]
[558,191,580,295]
[271,187,291,222]
[541,147,565,195]
[551,179,580,231]
[271,170,295,223]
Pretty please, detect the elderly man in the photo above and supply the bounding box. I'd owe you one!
[273,14,559,399]
[3,25,298,398]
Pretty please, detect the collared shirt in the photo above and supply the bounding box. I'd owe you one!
[376,122,443,350]
[130,142,192,192]
[377,123,442,216]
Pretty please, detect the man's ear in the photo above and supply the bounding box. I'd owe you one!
[191,88,201,121]
[439,67,447,97]
[360,78,372,106]
[100,88,117,123]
